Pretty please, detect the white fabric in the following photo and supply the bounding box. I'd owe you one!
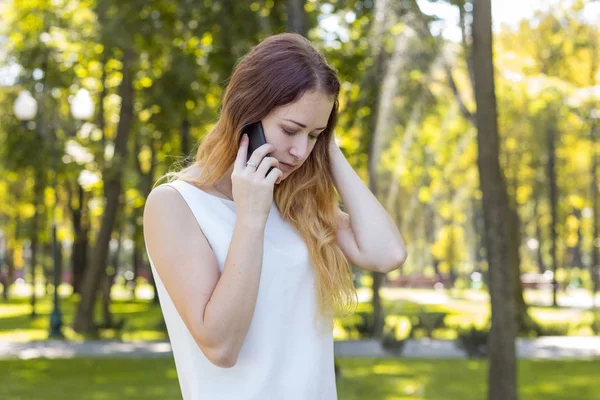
[146,179,337,400]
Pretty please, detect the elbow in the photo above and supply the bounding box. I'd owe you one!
[191,329,240,368]
[190,326,240,368]
[198,341,239,368]
[209,347,238,369]
[379,247,407,274]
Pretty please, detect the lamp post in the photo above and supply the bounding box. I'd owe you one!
[0,229,5,300]
[591,108,600,315]
[13,88,94,338]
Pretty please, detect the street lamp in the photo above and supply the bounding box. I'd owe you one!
[13,88,95,339]
[13,91,38,121]
[70,89,95,121]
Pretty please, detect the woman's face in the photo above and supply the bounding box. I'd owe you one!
[261,90,334,181]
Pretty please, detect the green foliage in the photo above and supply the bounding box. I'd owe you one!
[534,322,572,337]
[455,325,489,358]
[410,311,447,338]
[0,294,166,342]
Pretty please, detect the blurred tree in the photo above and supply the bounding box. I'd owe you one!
[73,46,135,333]
[353,0,412,338]
[471,1,516,399]
[410,0,537,333]
[286,0,307,37]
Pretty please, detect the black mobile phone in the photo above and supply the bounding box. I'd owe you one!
[243,121,274,174]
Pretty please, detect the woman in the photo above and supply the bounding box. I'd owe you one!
[143,32,406,400]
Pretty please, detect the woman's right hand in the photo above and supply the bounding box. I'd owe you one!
[231,134,283,224]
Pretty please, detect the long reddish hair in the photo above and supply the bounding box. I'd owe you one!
[162,33,357,324]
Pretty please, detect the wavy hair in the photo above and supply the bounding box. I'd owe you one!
[160,33,357,323]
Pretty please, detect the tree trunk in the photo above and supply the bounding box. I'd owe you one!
[134,131,158,301]
[506,142,533,331]
[98,47,108,152]
[151,274,160,305]
[591,119,599,317]
[102,227,122,328]
[101,271,115,328]
[180,118,190,158]
[509,203,536,333]
[369,127,385,336]
[547,123,559,306]
[132,200,150,301]
[29,169,45,318]
[257,0,273,35]
[70,182,89,294]
[4,246,15,300]
[285,0,307,37]
[472,197,486,273]
[132,228,141,300]
[73,50,135,333]
[534,192,546,274]
[214,0,236,79]
[0,232,7,300]
[43,242,52,296]
[2,218,18,301]
[571,209,584,270]
[471,2,517,399]
[458,0,475,92]
[365,0,406,338]
[131,190,149,300]
[447,217,457,288]
[425,203,440,275]
[370,271,385,337]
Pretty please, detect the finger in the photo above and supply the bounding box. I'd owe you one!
[266,168,283,185]
[275,170,284,184]
[247,143,276,172]
[234,134,249,172]
[256,157,279,178]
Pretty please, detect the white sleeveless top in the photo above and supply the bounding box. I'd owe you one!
[146,180,337,400]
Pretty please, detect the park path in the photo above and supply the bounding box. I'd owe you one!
[1,337,599,360]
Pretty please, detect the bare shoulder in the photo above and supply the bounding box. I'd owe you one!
[143,183,216,265]
[143,184,190,231]
[144,184,182,212]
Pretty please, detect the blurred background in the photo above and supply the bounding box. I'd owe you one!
[1,0,600,399]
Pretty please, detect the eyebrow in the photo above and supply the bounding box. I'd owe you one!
[284,119,327,132]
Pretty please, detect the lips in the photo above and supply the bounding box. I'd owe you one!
[280,162,296,171]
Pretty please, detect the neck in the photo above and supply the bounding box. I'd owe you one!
[214,165,234,198]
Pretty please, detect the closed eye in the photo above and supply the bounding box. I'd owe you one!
[282,127,319,140]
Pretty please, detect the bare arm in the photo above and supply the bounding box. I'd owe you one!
[202,208,266,366]
[143,186,266,368]
[328,141,407,273]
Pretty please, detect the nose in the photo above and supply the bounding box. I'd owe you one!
[289,136,309,161]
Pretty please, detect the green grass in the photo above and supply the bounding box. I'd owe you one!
[0,358,180,400]
[336,358,600,399]
[0,357,598,399]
